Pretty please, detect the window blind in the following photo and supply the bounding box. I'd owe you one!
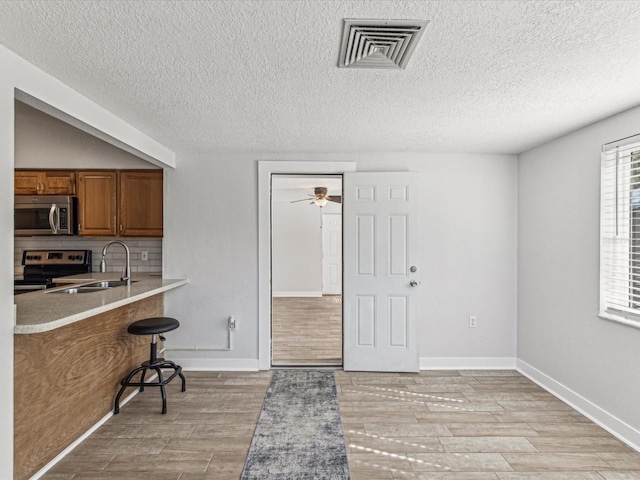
[601,134,640,322]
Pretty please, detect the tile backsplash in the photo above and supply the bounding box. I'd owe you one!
[14,237,162,275]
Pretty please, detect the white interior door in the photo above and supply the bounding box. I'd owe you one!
[343,172,420,372]
[322,213,342,295]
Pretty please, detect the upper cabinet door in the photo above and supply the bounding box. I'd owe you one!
[119,170,163,237]
[77,171,118,237]
[43,171,76,195]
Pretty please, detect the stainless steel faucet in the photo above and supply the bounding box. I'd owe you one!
[99,241,131,286]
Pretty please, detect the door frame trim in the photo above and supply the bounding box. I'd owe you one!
[258,161,356,370]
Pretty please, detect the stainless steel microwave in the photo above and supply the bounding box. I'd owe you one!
[15,195,76,236]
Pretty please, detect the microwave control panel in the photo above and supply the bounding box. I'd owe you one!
[59,207,68,229]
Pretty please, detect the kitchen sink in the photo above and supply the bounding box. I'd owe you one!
[49,286,111,294]
[84,280,138,288]
[48,279,138,294]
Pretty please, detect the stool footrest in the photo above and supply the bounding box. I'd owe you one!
[119,366,183,387]
[113,359,186,415]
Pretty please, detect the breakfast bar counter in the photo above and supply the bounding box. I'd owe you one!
[14,273,188,334]
[13,273,188,480]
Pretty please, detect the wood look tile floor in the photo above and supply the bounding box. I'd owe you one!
[40,370,640,480]
[271,296,342,366]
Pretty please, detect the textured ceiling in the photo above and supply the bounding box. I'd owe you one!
[1,0,640,155]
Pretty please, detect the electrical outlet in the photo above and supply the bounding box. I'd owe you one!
[228,316,236,330]
[469,315,477,328]
[141,251,149,262]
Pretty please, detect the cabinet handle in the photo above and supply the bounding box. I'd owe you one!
[120,224,123,232]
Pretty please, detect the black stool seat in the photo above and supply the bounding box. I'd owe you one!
[114,316,186,415]
[128,317,180,336]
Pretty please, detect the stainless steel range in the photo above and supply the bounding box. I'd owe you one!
[14,249,92,295]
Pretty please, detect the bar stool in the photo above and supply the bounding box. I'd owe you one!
[114,317,186,415]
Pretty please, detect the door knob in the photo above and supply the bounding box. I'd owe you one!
[410,280,419,287]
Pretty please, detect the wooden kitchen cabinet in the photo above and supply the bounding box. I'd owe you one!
[15,170,76,195]
[77,169,163,237]
[77,171,118,236]
[119,170,163,237]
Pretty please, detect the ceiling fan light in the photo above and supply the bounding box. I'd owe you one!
[314,197,329,207]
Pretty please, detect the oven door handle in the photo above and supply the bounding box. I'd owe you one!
[49,204,58,235]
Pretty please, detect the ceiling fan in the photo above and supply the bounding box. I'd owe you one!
[290,187,342,207]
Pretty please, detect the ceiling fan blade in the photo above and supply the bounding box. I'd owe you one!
[290,198,312,203]
[327,195,342,203]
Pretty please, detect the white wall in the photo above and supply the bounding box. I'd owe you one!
[163,152,518,369]
[1,43,174,478]
[15,101,156,169]
[518,104,640,443]
[270,182,342,296]
[0,55,15,478]
[271,199,324,296]
[162,156,260,369]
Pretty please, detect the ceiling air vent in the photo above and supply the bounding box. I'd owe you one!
[338,19,429,69]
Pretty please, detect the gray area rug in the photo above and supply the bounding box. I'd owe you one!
[241,369,350,480]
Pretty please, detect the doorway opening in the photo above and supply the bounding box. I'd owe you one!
[270,174,343,367]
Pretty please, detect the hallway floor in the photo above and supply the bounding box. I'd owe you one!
[271,296,342,366]
[41,370,640,479]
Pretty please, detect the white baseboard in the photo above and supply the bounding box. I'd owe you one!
[176,357,260,371]
[272,291,323,297]
[420,357,517,370]
[517,359,640,452]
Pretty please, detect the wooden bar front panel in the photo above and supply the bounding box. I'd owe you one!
[14,295,163,480]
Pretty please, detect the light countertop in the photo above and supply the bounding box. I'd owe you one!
[14,272,188,334]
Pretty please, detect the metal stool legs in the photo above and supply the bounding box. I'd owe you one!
[114,333,186,414]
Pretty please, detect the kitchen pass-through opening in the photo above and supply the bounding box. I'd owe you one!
[270,174,343,367]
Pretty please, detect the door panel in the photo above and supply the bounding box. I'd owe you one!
[389,215,408,276]
[356,295,376,347]
[356,214,376,276]
[344,172,420,372]
[388,295,408,347]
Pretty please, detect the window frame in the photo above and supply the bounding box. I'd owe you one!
[600,135,640,329]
